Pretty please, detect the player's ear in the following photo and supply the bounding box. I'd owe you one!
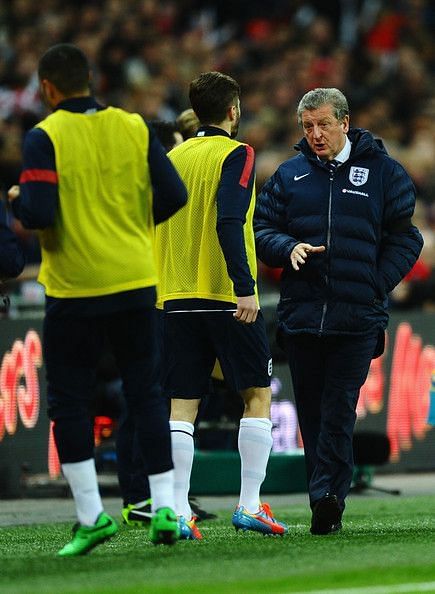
[40,79,55,103]
[228,104,237,122]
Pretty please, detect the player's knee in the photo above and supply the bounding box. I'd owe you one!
[240,386,271,417]
[170,397,200,424]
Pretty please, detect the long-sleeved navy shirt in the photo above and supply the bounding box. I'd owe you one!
[13,96,187,316]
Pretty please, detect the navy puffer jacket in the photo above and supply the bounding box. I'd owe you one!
[254,128,423,336]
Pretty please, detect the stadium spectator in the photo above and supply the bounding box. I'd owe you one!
[155,71,288,539]
[254,87,423,534]
[8,43,187,555]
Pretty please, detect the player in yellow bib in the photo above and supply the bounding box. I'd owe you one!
[155,72,288,538]
[9,44,187,555]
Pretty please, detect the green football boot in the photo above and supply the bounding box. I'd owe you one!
[149,507,179,545]
[58,512,118,557]
[121,499,153,527]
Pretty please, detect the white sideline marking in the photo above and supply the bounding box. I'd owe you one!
[287,582,435,594]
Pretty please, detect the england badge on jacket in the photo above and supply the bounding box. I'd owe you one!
[349,166,369,186]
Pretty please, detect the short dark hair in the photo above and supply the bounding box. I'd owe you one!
[38,44,90,96]
[189,72,240,126]
[150,120,179,152]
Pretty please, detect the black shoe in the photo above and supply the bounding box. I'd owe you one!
[188,497,217,522]
[310,494,342,535]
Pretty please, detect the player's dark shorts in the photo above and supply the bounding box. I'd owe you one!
[163,309,272,398]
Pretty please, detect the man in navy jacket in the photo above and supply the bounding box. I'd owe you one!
[254,87,423,535]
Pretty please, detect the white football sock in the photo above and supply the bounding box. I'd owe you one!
[62,458,103,526]
[148,469,175,512]
[238,417,273,513]
[170,420,195,519]
[132,498,151,508]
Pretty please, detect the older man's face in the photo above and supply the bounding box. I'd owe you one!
[301,104,349,161]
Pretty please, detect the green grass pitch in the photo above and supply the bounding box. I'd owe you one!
[0,496,434,594]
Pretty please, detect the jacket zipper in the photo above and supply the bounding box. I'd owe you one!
[319,167,334,334]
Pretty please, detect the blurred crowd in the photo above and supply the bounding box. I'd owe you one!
[1,0,435,309]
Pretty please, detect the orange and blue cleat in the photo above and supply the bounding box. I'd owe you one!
[232,503,288,536]
[178,515,203,540]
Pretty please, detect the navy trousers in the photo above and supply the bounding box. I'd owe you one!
[110,309,166,507]
[116,404,152,506]
[284,332,378,509]
[115,308,167,505]
[44,307,173,480]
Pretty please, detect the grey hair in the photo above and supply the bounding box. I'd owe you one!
[297,88,349,126]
